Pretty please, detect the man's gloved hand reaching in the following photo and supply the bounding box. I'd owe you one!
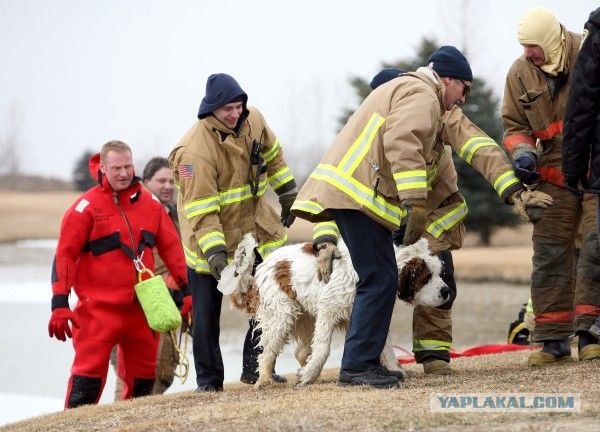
[208,251,228,281]
[402,199,428,245]
[48,295,79,341]
[513,152,539,185]
[278,190,297,228]
[510,188,554,223]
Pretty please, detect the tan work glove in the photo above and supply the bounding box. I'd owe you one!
[510,188,553,223]
[314,241,341,284]
[402,199,428,245]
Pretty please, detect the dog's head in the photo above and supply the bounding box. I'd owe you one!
[394,238,451,308]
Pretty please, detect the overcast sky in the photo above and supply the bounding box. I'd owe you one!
[0,0,595,181]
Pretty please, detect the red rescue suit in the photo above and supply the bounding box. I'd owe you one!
[51,154,187,407]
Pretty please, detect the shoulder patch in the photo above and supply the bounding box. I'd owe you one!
[178,163,193,179]
[74,199,90,213]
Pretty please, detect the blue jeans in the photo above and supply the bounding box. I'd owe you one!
[331,209,397,372]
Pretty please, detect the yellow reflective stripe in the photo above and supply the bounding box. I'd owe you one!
[494,170,521,197]
[338,112,385,175]
[219,180,267,205]
[291,199,324,215]
[413,338,452,352]
[198,231,225,254]
[313,221,339,240]
[262,139,281,164]
[526,297,533,314]
[393,170,427,192]
[310,164,404,226]
[426,201,468,239]
[256,235,287,259]
[458,136,497,164]
[268,166,294,190]
[183,244,210,273]
[184,195,220,219]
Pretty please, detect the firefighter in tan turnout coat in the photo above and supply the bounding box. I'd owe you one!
[502,7,600,364]
[169,73,296,391]
[293,46,552,387]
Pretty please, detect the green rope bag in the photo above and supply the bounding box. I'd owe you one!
[135,268,182,332]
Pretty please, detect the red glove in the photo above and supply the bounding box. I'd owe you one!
[48,308,79,341]
[180,295,193,320]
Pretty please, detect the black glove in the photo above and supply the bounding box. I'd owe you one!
[278,191,297,228]
[171,288,183,309]
[207,251,227,281]
[513,152,539,185]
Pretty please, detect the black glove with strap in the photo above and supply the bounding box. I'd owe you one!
[278,190,297,228]
[513,152,539,185]
[207,251,227,281]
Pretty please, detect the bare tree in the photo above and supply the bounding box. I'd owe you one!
[0,102,24,188]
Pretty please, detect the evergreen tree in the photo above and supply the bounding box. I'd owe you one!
[72,150,96,191]
[341,38,520,244]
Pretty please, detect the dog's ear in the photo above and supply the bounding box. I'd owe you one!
[397,258,431,303]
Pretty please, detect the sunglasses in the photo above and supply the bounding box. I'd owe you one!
[456,79,471,97]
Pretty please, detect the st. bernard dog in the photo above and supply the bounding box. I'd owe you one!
[218,233,450,388]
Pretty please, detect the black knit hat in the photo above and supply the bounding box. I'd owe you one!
[427,46,473,82]
[369,68,405,90]
[197,73,248,119]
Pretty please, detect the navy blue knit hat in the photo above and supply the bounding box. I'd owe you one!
[427,46,473,82]
[369,68,405,90]
[197,73,248,119]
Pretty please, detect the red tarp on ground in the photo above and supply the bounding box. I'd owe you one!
[394,343,535,364]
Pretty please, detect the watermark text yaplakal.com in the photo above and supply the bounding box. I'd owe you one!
[430,393,581,413]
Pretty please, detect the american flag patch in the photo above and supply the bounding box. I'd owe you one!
[178,164,193,179]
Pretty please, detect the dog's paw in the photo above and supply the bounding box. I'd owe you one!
[254,378,272,390]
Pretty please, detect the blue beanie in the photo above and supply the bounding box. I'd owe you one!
[198,73,248,119]
[369,68,405,90]
[427,46,473,82]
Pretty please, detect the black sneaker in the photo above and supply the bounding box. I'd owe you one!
[240,371,288,384]
[195,384,223,392]
[376,365,407,381]
[338,369,399,389]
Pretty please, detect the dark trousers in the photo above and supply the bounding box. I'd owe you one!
[187,268,260,387]
[331,209,398,372]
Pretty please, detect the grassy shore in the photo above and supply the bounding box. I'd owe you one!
[0,190,535,283]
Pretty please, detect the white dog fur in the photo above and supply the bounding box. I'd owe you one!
[219,234,450,388]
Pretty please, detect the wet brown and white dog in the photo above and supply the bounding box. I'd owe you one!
[218,233,450,389]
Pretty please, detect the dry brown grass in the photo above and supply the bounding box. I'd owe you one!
[0,190,79,242]
[2,350,598,432]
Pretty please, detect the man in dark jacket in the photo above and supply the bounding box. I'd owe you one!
[563,7,600,197]
[562,7,600,356]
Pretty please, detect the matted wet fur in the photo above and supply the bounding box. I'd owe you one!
[219,234,450,388]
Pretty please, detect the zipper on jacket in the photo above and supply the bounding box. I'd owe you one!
[114,192,141,279]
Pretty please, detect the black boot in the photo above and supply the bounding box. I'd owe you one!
[528,338,573,365]
[577,330,600,361]
[66,375,103,408]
